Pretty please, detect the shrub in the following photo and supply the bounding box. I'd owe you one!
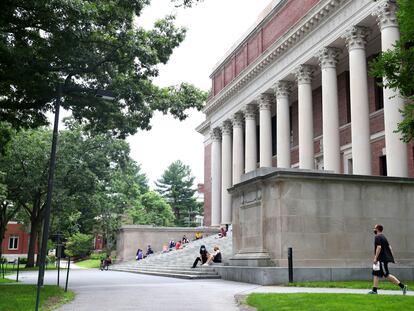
[47,255,57,265]
[64,233,94,259]
[90,252,106,260]
[18,257,28,264]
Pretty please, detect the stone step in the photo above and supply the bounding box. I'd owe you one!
[112,268,221,280]
[113,267,219,275]
[112,233,231,280]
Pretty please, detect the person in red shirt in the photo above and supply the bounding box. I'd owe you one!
[175,240,182,250]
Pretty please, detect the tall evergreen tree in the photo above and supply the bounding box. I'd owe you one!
[155,160,198,226]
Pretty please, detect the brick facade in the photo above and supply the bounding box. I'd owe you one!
[212,0,320,96]
[1,223,35,258]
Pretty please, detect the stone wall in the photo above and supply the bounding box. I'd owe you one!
[116,226,220,262]
[229,168,414,268]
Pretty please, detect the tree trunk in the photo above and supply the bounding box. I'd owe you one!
[26,219,40,267]
[26,192,43,267]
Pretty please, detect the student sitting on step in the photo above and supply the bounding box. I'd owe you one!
[203,246,222,266]
[191,245,209,268]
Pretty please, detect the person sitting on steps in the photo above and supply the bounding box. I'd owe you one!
[191,245,209,268]
[203,246,222,266]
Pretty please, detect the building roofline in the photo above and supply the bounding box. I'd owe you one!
[210,0,286,78]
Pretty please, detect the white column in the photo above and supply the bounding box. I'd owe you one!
[343,26,372,175]
[232,112,244,184]
[244,104,257,172]
[221,120,232,224]
[374,1,408,177]
[258,94,274,167]
[319,47,341,173]
[295,65,316,169]
[274,81,292,168]
[210,128,221,226]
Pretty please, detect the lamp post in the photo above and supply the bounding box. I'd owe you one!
[35,83,116,311]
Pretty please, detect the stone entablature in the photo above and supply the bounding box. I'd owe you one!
[206,0,348,115]
[210,0,320,98]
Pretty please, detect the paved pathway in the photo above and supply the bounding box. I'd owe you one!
[10,269,412,311]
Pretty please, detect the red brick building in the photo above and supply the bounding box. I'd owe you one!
[197,0,414,227]
[1,222,36,260]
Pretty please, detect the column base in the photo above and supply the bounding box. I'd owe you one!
[229,252,274,267]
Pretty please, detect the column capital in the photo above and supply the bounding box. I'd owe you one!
[244,104,257,120]
[343,26,371,51]
[211,127,222,142]
[257,93,274,110]
[318,47,342,69]
[295,64,317,85]
[373,0,398,31]
[274,81,293,99]
[232,112,244,128]
[221,120,232,136]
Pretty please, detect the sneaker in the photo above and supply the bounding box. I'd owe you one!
[202,263,209,266]
[402,285,408,295]
[367,290,378,295]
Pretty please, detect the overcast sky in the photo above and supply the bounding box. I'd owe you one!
[127,0,272,188]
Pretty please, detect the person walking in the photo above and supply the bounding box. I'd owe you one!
[368,224,408,295]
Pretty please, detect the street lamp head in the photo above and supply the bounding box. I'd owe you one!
[95,89,116,101]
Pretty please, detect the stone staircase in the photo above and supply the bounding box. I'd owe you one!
[111,233,232,279]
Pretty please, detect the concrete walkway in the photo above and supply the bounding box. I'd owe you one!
[8,269,412,311]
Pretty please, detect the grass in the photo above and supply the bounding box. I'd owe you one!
[287,280,414,291]
[73,259,101,269]
[246,293,414,311]
[0,277,15,284]
[1,263,59,272]
[0,284,74,311]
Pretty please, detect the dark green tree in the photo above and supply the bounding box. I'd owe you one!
[0,0,206,137]
[1,124,148,266]
[371,0,414,142]
[155,160,198,226]
[128,191,175,227]
[64,233,94,259]
[0,122,18,258]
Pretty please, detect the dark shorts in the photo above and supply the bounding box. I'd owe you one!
[372,261,390,278]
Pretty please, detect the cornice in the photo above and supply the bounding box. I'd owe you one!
[210,0,289,77]
[195,119,211,135]
[203,0,348,116]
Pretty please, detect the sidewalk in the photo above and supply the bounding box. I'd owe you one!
[237,285,413,296]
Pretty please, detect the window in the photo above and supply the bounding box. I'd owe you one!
[345,71,351,123]
[347,158,353,175]
[8,235,19,250]
[375,77,384,110]
[380,155,387,176]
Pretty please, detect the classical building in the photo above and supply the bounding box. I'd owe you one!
[197,0,414,227]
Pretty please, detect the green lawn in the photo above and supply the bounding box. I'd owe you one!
[247,293,414,311]
[0,284,74,311]
[1,263,59,272]
[74,259,101,269]
[0,277,15,284]
[287,280,414,291]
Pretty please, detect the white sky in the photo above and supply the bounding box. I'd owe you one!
[126,0,272,188]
